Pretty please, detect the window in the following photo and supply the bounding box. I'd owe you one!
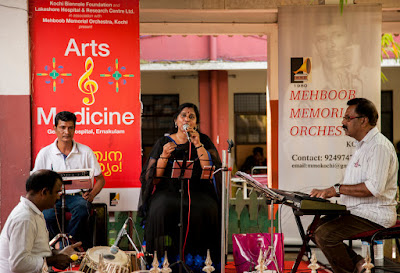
[234,93,266,144]
[141,95,179,147]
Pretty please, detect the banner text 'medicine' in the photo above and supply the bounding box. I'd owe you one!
[37,107,134,125]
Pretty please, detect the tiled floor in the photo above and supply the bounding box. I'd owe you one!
[284,246,331,263]
[284,245,400,273]
[227,246,400,273]
[228,244,400,272]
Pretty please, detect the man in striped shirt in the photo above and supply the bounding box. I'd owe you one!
[310,98,398,273]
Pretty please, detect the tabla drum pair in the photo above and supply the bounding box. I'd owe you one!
[78,246,131,273]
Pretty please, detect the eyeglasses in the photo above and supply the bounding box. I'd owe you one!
[342,116,365,122]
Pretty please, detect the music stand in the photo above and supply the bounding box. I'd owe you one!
[170,158,195,273]
[171,160,194,180]
[201,165,215,180]
[49,179,71,249]
[49,169,94,249]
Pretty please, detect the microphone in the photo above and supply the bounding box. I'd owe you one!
[182,124,191,142]
[110,217,129,254]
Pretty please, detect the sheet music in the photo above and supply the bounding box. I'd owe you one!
[56,168,94,190]
[171,160,194,179]
[235,171,284,202]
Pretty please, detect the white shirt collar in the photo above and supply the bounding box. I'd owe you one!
[355,127,379,148]
[50,138,79,156]
[20,196,42,215]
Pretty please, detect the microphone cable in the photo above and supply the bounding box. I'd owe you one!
[182,141,192,260]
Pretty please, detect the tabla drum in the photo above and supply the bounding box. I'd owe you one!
[79,246,130,273]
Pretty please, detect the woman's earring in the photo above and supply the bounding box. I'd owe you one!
[175,122,177,128]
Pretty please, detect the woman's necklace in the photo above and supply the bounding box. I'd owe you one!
[172,132,188,145]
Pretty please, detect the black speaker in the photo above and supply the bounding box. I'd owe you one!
[91,203,108,246]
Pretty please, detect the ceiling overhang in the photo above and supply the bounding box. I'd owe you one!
[140,6,400,34]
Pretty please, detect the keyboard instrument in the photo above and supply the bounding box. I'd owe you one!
[235,171,347,213]
[270,188,346,213]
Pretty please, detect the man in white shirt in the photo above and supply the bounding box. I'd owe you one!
[310,98,398,273]
[32,111,106,248]
[0,170,81,273]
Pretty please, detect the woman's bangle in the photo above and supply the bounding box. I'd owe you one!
[195,144,204,150]
[160,156,168,160]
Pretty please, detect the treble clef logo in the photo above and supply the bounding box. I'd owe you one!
[78,57,98,106]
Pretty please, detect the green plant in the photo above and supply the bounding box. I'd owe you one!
[381,34,400,83]
[339,0,348,14]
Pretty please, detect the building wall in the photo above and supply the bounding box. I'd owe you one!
[0,0,30,228]
[227,69,267,144]
[0,0,29,96]
[141,71,199,104]
[228,70,267,169]
[140,35,268,62]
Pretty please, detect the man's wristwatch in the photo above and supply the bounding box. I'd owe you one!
[333,183,341,195]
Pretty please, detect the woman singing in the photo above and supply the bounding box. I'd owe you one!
[139,103,222,272]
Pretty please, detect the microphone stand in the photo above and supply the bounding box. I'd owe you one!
[113,226,147,270]
[220,140,234,273]
[170,156,195,273]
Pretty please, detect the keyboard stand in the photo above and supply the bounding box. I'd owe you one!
[290,209,350,273]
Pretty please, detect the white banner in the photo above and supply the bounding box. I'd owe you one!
[278,5,382,244]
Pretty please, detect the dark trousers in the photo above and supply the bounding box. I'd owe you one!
[43,194,92,248]
[311,214,382,273]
